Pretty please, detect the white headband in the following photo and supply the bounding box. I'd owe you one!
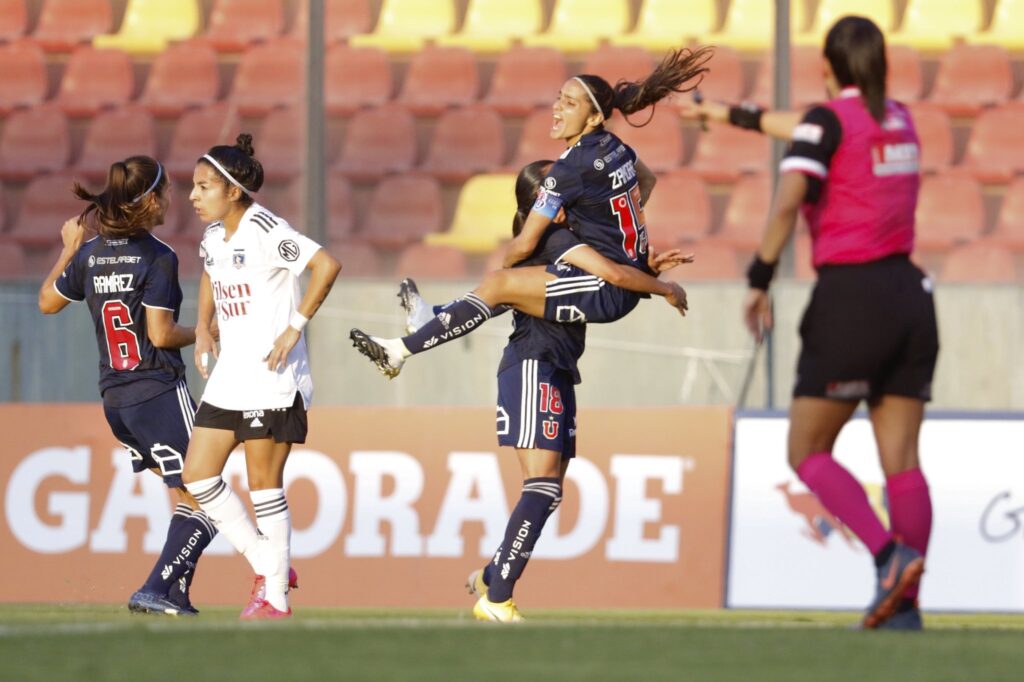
[132,162,163,203]
[573,76,604,120]
[202,153,255,196]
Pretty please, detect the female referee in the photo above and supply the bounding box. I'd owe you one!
[350,47,712,378]
[181,135,341,619]
[38,156,215,616]
[686,16,937,630]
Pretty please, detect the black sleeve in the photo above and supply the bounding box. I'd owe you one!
[779,106,842,204]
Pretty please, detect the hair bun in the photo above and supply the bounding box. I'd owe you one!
[234,133,256,157]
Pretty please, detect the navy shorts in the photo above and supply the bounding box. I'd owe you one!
[496,360,576,459]
[543,264,641,324]
[103,381,195,488]
[194,392,308,444]
[795,255,939,402]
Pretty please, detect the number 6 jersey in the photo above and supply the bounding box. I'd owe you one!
[198,203,321,411]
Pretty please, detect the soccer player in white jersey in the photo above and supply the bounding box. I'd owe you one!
[181,134,341,619]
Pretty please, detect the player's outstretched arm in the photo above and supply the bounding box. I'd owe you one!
[265,248,342,371]
[562,244,689,317]
[38,217,85,314]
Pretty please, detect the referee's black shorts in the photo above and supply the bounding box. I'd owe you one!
[794,254,939,402]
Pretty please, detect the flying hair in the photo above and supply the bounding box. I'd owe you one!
[73,155,168,240]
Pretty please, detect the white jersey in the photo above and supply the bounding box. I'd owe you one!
[199,203,321,410]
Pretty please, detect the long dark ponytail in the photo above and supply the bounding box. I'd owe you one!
[512,160,555,236]
[824,16,888,123]
[73,155,167,239]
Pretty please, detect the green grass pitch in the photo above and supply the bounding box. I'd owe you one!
[2,605,1022,681]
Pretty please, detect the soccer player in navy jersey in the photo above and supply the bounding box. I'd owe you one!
[38,156,215,616]
[685,17,936,630]
[351,47,712,378]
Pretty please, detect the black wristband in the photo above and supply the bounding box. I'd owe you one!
[746,255,776,291]
[728,103,764,132]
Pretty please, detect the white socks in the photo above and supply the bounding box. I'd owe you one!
[251,488,291,612]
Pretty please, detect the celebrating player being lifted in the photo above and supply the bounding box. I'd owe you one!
[350,47,712,378]
[181,135,341,620]
[39,155,214,616]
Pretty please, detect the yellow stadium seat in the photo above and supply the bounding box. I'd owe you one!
[703,0,805,52]
[794,0,896,47]
[436,0,543,53]
[522,0,631,53]
[610,0,717,52]
[890,0,983,51]
[425,174,517,253]
[93,0,200,54]
[969,0,1024,50]
[349,0,456,53]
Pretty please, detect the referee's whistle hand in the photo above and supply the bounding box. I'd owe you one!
[742,289,773,342]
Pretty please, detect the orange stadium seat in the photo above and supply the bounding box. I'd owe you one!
[54,46,134,118]
[8,172,82,248]
[969,0,1024,50]
[611,0,718,51]
[643,170,711,251]
[751,46,827,110]
[255,106,304,182]
[437,0,544,53]
[607,111,683,174]
[712,173,771,250]
[93,0,201,54]
[960,104,1024,184]
[0,106,69,181]
[74,107,158,181]
[907,104,953,174]
[202,0,284,52]
[31,0,112,52]
[987,178,1024,251]
[891,0,984,51]
[927,45,1013,118]
[0,0,27,43]
[325,45,393,117]
[522,0,631,53]
[581,46,654,88]
[326,171,357,244]
[426,173,517,253]
[0,41,47,116]
[397,46,479,116]
[887,45,924,104]
[165,104,241,181]
[508,108,569,170]
[138,41,219,118]
[704,0,804,52]
[0,240,28,280]
[229,39,304,117]
[688,124,771,184]
[395,243,469,279]
[915,170,985,252]
[159,188,191,235]
[678,45,744,107]
[940,241,1017,283]
[359,175,443,250]
[795,0,896,47]
[290,0,373,45]
[678,241,740,280]
[420,106,505,182]
[350,0,456,53]
[333,105,417,181]
[334,241,381,276]
[483,47,566,117]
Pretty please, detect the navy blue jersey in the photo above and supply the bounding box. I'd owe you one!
[532,129,652,274]
[498,226,587,384]
[54,233,187,408]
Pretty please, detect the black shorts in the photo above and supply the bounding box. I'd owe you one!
[795,254,939,402]
[194,393,308,443]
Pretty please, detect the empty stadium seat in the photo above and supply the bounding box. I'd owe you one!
[522,0,631,53]
[290,0,372,45]
[987,178,1024,251]
[32,0,112,52]
[643,170,711,251]
[712,173,771,249]
[0,106,69,181]
[907,104,954,174]
[333,105,417,181]
[581,46,654,88]
[269,174,355,242]
[138,41,219,117]
[203,0,284,52]
[395,243,469,279]
[8,172,82,248]
[0,240,28,280]
[255,106,305,182]
[483,47,566,117]
[940,241,1017,283]
[704,0,804,52]
[54,46,134,118]
[607,111,683,174]
[229,39,304,117]
[0,0,27,43]
[437,0,543,53]
[688,124,771,184]
[93,0,201,54]
[74,107,157,181]
[326,171,356,244]
[325,45,393,117]
[969,0,1024,50]
[334,241,381,276]
[0,41,46,116]
[960,104,1024,184]
[887,45,924,104]
[359,175,443,250]
[795,0,896,47]
[915,171,985,251]
[420,106,505,182]
[611,0,717,51]
[677,241,740,280]
[508,108,570,170]
[750,45,827,110]
[397,46,479,116]
[927,45,1013,117]
[425,173,517,253]
[350,0,456,53]
[891,0,984,51]
[165,104,241,181]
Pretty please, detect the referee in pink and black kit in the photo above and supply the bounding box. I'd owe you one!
[684,16,937,630]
